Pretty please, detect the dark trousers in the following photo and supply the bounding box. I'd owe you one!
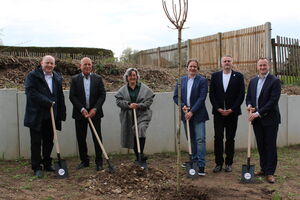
[30,119,54,171]
[133,137,146,159]
[75,118,103,165]
[253,119,278,175]
[213,114,238,165]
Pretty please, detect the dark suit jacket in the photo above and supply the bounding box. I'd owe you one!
[24,67,66,131]
[246,73,281,126]
[173,74,209,123]
[69,73,106,120]
[209,70,245,116]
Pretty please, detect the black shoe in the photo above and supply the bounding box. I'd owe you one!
[76,162,89,170]
[96,164,104,171]
[224,165,232,172]
[213,165,222,173]
[198,167,206,176]
[44,165,55,172]
[141,155,148,162]
[33,170,43,178]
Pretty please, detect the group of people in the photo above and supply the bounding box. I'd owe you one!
[174,55,280,184]
[24,55,154,178]
[24,55,281,184]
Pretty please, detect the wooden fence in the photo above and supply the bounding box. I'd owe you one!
[136,22,271,75]
[0,51,104,61]
[272,36,300,84]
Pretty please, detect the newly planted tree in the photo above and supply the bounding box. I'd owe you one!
[162,0,188,192]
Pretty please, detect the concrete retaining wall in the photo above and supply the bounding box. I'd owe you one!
[0,89,299,160]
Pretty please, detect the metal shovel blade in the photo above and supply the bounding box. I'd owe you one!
[185,161,198,178]
[106,160,116,174]
[135,160,148,170]
[241,164,255,183]
[54,160,69,179]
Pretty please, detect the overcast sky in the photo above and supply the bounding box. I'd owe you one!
[1,0,300,58]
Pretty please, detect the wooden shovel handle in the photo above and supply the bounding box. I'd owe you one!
[247,111,252,158]
[133,109,141,154]
[186,119,192,155]
[50,104,61,154]
[87,117,109,160]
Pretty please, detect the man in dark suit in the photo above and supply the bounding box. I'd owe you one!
[24,55,66,178]
[209,55,245,173]
[173,59,209,176]
[246,58,281,184]
[69,57,106,171]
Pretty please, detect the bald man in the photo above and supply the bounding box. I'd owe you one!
[69,57,106,171]
[24,55,66,178]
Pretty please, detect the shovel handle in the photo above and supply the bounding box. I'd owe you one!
[133,109,141,154]
[50,104,61,155]
[87,117,109,160]
[247,111,252,158]
[186,119,192,155]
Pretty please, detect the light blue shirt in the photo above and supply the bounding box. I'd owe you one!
[186,76,195,107]
[82,73,91,109]
[256,72,269,109]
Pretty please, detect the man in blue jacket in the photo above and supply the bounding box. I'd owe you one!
[246,58,281,184]
[24,55,66,178]
[173,59,209,175]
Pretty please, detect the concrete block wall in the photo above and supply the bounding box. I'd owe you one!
[0,89,299,160]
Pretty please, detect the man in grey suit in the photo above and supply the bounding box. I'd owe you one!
[69,57,106,171]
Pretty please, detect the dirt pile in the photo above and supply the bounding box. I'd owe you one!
[0,55,176,92]
[79,163,208,200]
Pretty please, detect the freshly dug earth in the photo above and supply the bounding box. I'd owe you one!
[0,145,300,200]
[1,55,300,94]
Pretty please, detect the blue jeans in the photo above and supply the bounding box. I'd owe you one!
[184,121,206,167]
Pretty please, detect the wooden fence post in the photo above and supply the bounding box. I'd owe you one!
[271,38,278,76]
[217,32,222,68]
[265,22,272,62]
[157,47,161,68]
[187,39,191,60]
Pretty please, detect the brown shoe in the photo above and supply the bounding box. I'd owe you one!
[254,171,265,176]
[266,175,275,184]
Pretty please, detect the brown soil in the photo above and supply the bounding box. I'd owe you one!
[1,145,300,200]
[1,55,300,94]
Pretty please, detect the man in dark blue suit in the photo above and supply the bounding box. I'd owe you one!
[173,59,209,176]
[209,55,245,173]
[246,58,281,184]
[24,55,66,178]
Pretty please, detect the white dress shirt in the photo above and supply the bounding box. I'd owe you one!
[44,72,53,93]
[222,71,231,92]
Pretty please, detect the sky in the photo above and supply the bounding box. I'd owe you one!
[1,0,300,58]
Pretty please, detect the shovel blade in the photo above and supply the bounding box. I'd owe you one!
[134,160,147,170]
[54,160,69,179]
[186,162,198,178]
[241,164,255,183]
[106,160,116,173]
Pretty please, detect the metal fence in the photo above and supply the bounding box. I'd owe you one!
[272,36,300,84]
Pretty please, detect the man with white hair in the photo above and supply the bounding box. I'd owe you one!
[70,57,106,171]
[24,55,66,178]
